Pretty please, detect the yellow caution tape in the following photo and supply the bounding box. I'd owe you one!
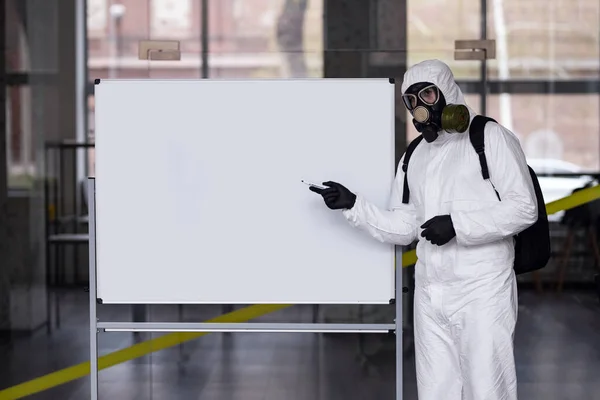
[2,184,600,399]
[545,184,600,216]
[0,304,291,399]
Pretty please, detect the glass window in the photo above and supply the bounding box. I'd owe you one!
[208,0,323,78]
[6,87,34,188]
[86,0,201,80]
[87,0,109,37]
[6,0,29,72]
[6,0,33,188]
[486,94,599,170]
[86,0,323,80]
[404,94,599,172]
[151,0,193,39]
[487,0,600,79]
[407,0,482,80]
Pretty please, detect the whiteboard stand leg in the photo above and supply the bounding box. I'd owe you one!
[178,304,185,359]
[132,305,146,342]
[221,305,234,337]
[88,178,99,400]
[396,246,403,400]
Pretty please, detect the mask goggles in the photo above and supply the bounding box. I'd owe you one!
[401,84,441,124]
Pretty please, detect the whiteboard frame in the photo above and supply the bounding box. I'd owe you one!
[88,179,403,399]
[93,77,397,305]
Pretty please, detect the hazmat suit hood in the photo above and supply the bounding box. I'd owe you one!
[401,59,476,140]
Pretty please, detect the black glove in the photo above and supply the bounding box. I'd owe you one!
[421,215,456,245]
[309,181,357,210]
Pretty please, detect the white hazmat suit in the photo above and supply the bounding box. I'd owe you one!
[343,60,538,399]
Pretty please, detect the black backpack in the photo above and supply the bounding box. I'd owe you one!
[401,115,551,275]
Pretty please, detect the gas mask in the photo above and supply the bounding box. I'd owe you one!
[402,82,470,143]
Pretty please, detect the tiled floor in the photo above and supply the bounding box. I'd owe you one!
[1,289,600,399]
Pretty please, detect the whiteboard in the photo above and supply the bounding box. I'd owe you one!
[94,79,396,304]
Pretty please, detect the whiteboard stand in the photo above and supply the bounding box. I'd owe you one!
[88,177,403,399]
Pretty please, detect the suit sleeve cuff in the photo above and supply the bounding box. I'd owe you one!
[342,195,363,225]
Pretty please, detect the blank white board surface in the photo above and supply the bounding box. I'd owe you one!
[94,78,396,304]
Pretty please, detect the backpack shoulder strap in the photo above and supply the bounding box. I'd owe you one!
[401,135,424,204]
[468,115,497,180]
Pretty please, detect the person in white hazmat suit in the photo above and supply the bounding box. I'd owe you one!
[309,59,538,400]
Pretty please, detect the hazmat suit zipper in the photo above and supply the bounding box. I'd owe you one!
[487,179,501,201]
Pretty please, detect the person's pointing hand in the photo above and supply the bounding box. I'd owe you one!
[309,181,356,210]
